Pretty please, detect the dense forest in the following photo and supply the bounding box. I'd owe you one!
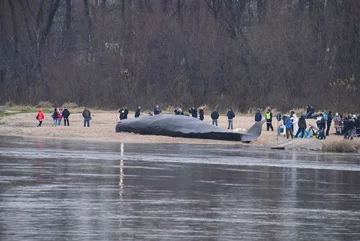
[0,0,360,112]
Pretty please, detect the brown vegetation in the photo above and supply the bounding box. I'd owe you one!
[1,1,360,112]
[322,140,359,153]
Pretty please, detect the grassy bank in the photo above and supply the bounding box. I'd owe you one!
[322,140,360,153]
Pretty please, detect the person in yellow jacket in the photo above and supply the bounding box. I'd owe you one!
[266,109,274,131]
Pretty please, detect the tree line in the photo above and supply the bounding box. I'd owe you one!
[1,0,359,112]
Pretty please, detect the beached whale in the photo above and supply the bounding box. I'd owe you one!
[115,114,265,142]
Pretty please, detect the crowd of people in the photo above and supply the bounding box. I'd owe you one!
[273,108,360,140]
[34,104,360,140]
[36,107,91,127]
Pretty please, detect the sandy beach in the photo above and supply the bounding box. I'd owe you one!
[0,110,352,148]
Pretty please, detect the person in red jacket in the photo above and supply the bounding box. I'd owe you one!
[36,109,45,127]
[57,107,63,126]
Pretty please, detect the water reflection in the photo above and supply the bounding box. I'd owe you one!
[119,143,124,199]
[0,137,360,240]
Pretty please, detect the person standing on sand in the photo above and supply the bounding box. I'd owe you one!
[211,108,219,126]
[285,115,293,139]
[36,109,45,127]
[227,108,235,130]
[316,113,326,140]
[119,107,129,120]
[62,107,70,126]
[189,106,198,118]
[198,107,204,121]
[334,113,342,135]
[255,109,262,122]
[57,107,63,126]
[82,107,91,127]
[265,109,274,131]
[290,111,299,135]
[51,108,58,126]
[135,106,141,118]
[153,105,161,115]
[325,111,333,136]
[295,115,307,138]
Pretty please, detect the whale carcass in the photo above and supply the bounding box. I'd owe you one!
[115,114,265,143]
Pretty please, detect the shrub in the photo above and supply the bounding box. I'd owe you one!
[36,101,53,108]
[322,140,358,153]
[4,101,15,107]
[62,102,78,108]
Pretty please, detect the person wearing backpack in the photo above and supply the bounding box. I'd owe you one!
[36,109,45,127]
[227,108,235,130]
[82,107,91,127]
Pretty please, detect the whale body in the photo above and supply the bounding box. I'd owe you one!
[115,114,265,142]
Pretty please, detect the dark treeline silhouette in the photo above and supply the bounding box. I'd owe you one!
[1,0,359,111]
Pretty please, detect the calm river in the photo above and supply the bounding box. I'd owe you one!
[0,136,360,240]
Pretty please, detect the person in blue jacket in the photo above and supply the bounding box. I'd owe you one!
[153,105,161,115]
[255,109,262,122]
[285,115,293,139]
[227,108,235,130]
[211,108,219,126]
[325,111,333,136]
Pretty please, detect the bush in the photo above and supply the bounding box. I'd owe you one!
[36,101,53,108]
[322,140,359,153]
[62,102,78,108]
[4,101,15,107]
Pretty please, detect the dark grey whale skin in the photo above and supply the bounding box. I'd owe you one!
[116,114,265,143]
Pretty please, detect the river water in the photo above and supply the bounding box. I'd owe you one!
[0,136,360,240]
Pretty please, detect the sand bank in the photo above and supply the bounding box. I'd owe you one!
[0,111,354,149]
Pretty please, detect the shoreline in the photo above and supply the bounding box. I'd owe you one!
[0,111,358,151]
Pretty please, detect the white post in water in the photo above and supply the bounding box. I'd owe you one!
[119,143,124,198]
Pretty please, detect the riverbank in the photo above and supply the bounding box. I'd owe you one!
[0,110,358,150]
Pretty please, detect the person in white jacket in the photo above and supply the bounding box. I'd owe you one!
[290,111,299,135]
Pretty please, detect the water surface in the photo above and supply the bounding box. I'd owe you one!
[1,136,360,240]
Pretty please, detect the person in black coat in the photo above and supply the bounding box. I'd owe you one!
[295,115,307,138]
[211,108,219,126]
[119,107,129,120]
[326,111,333,136]
[134,106,141,118]
[174,107,183,115]
[62,108,70,126]
[51,108,58,126]
[227,108,235,129]
[198,107,204,121]
[189,106,198,118]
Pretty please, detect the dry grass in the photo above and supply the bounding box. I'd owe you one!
[36,101,54,108]
[322,140,359,153]
[62,102,78,108]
